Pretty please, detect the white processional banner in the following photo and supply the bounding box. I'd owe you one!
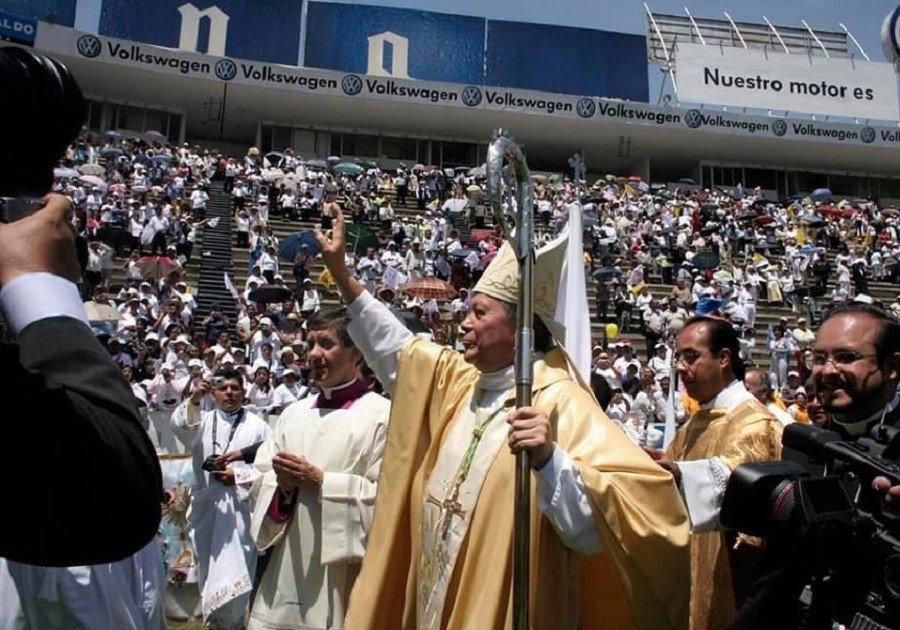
[676,42,899,121]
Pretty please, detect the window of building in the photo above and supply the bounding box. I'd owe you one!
[440,141,476,168]
[341,134,378,158]
[827,175,858,196]
[86,99,103,131]
[701,165,713,189]
[115,105,145,132]
[144,109,167,136]
[168,113,182,141]
[380,136,418,161]
[272,127,293,153]
[796,172,828,195]
[744,168,779,192]
[877,178,900,199]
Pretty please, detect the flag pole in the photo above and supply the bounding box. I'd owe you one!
[486,129,534,630]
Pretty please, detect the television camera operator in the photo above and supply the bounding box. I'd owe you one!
[0,46,162,566]
[728,303,900,629]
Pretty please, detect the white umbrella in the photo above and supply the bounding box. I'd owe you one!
[83,301,122,323]
[54,167,78,178]
[77,164,105,176]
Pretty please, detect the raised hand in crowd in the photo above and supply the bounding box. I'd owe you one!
[315,204,364,303]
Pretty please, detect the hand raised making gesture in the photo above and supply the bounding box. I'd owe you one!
[314,204,363,302]
[314,203,347,273]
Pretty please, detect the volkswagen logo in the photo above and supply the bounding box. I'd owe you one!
[684,109,704,129]
[860,126,876,144]
[576,98,596,119]
[341,75,362,96]
[461,86,482,107]
[76,35,102,58]
[214,58,237,81]
[772,119,787,137]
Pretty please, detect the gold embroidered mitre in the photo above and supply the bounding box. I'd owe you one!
[473,235,567,326]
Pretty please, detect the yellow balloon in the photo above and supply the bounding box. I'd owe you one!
[605,323,619,340]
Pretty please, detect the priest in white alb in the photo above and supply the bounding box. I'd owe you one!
[248,309,390,629]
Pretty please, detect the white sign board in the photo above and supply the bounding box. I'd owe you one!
[676,43,899,121]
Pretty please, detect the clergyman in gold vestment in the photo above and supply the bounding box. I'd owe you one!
[648,316,783,630]
[315,211,691,629]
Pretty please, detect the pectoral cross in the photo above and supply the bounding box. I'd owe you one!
[426,489,467,540]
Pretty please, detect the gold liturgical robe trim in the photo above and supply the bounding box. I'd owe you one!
[666,400,783,630]
[345,340,691,629]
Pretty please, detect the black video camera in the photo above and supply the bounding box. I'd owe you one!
[0,46,85,222]
[201,454,226,473]
[722,422,900,629]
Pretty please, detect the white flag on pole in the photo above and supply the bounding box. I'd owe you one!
[555,202,592,379]
[223,272,239,300]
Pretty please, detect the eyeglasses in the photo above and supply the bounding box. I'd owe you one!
[809,350,877,367]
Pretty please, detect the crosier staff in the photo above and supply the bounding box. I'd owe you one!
[485,128,534,630]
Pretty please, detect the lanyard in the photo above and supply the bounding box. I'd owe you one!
[211,408,245,455]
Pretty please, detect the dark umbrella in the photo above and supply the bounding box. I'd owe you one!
[149,155,171,167]
[278,231,321,262]
[305,158,328,169]
[333,162,365,176]
[355,159,378,170]
[143,130,167,144]
[691,251,720,270]
[105,130,122,139]
[265,151,283,164]
[592,267,621,280]
[248,286,293,304]
[100,148,124,159]
[678,178,697,185]
[810,188,834,202]
[449,248,471,259]
[799,214,826,228]
[345,223,379,254]
[95,226,133,250]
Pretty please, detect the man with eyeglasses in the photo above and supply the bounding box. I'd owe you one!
[171,369,272,628]
[733,302,900,628]
[645,316,783,630]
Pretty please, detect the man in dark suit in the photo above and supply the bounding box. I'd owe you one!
[0,194,163,566]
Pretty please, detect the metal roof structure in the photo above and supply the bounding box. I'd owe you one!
[643,6,870,103]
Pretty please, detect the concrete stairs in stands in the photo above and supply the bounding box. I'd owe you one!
[190,182,239,329]
[107,185,900,374]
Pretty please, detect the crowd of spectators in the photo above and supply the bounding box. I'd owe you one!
[52,136,900,451]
